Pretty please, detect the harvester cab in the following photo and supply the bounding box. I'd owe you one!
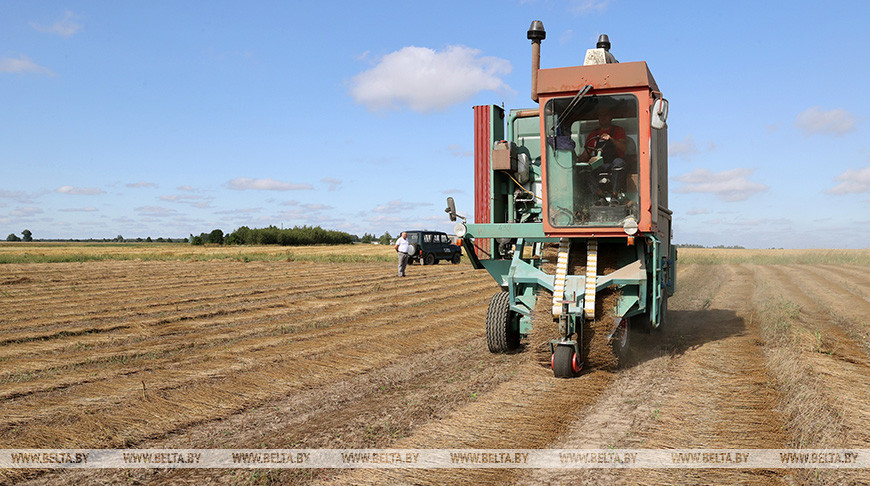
[448,21,676,378]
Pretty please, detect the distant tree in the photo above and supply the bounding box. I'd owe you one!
[378,231,392,245]
[21,229,32,242]
[361,233,373,244]
[207,229,224,245]
[115,235,124,242]
[7,233,21,242]
[190,235,204,245]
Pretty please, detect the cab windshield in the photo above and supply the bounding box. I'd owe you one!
[544,94,639,227]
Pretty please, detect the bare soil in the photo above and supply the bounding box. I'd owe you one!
[2,251,869,485]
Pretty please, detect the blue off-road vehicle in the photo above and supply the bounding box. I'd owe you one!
[405,230,462,265]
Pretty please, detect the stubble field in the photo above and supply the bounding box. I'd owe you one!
[1,243,869,485]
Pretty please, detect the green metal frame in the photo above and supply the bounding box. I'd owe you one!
[464,221,665,335]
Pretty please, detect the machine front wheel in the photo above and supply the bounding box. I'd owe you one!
[658,295,668,331]
[423,253,435,265]
[451,253,461,264]
[486,291,520,353]
[552,344,581,378]
[611,318,630,362]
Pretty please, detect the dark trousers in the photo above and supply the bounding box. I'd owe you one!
[398,252,410,276]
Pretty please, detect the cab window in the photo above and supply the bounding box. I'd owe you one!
[544,93,639,227]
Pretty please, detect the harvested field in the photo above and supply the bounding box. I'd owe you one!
[1,245,869,485]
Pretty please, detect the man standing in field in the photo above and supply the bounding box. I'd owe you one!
[395,231,410,277]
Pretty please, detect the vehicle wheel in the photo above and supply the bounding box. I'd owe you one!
[423,253,435,266]
[486,291,520,353]
[631,311,651,334]
[611,317,630,362]
[657,294,668,331]
[451,253,461,264]
[552,344,581,378]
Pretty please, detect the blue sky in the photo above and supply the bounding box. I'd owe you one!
[2,0,868,248]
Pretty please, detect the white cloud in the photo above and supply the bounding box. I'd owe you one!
[56,185,105,195]
[177,185,195,192]
[214,208,261,215]
[673,168,769,202]
[686,208,710,215]
[0,56,54,76]
[669,135,715,160]
[447,144,472,158]
[159,193,213,209]
[320,177,342,191]
[226,177,313,191]
[160,194,202,202]
[30,11,82,37]
[826,166,870,195]
[10,206,43,217]
[127,182,157,188]
[135,206,176,216]
[794,106,857,136]
[372,199,434,214]
[569,0,612,14]
[559,29,575,45]
[350,45,513,112]
[0,189,28,199]
[302,203,334,211]
[59,207,98,212]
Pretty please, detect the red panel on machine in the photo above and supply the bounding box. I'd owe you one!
[473,105,491,257]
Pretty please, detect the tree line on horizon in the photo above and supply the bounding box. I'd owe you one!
[190,225,358,246]
[6,226,416,246]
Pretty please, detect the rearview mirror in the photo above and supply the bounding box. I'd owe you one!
[651,98,668,129]
[445,197,465,222]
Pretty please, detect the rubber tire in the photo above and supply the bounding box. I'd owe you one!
[451,253,461,264]
[658,294,668,331]
[486,291,520,353]
[553,344,580,378]
[423,253,435,266]
[611,318,630,363]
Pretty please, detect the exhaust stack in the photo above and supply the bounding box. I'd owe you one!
[527,20,546,103]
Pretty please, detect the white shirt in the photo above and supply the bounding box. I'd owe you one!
[396,237,410,253]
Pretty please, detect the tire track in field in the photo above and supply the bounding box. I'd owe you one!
[515,264,791,485]
[309,268,722,485]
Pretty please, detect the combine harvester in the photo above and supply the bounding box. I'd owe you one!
[446,21,676,378]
